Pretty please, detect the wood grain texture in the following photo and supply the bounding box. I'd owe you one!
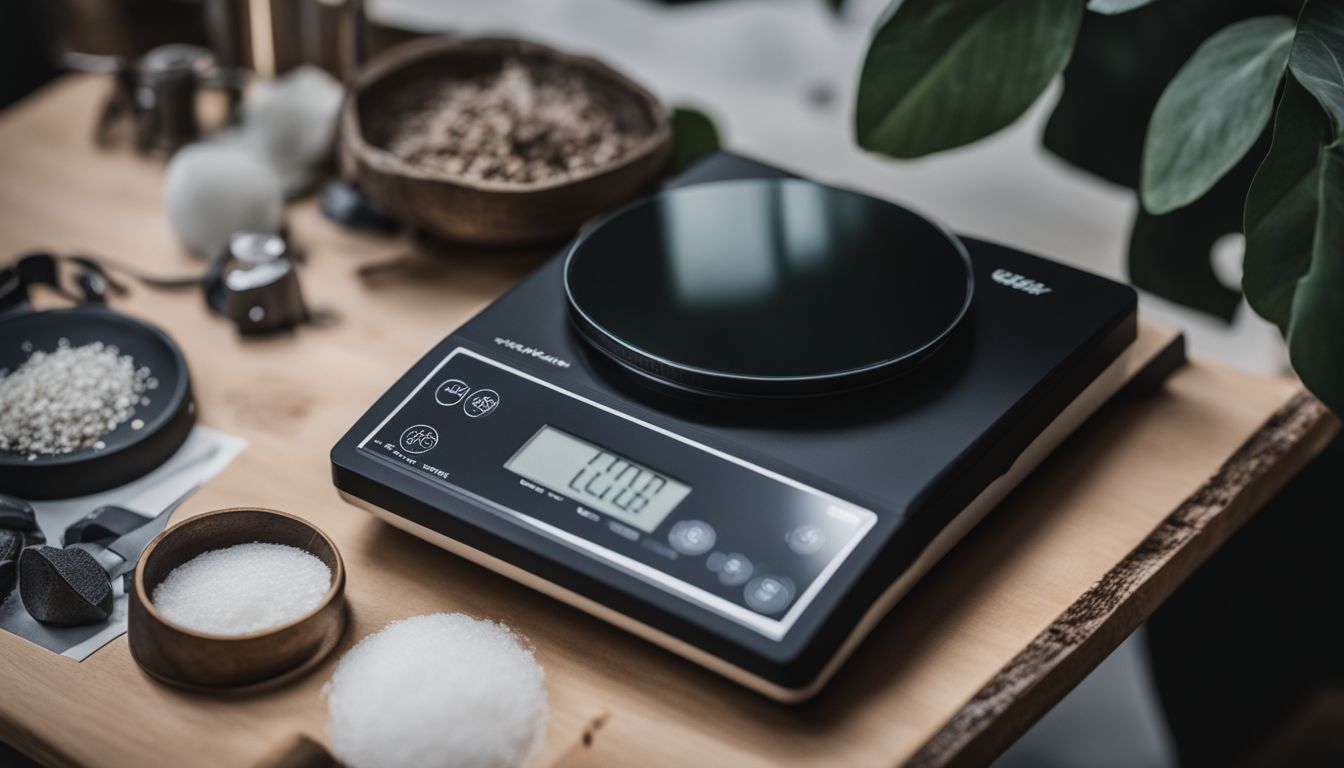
[908,392,1337,768]
[0,77,1336,768]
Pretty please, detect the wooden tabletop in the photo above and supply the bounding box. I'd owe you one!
[0,76,1337,768]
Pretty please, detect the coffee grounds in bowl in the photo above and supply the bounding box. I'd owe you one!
[379,58,653,185]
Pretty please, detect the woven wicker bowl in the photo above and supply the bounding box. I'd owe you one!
[340,36,672,246]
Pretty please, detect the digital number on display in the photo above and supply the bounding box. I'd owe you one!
[505,426,691,532]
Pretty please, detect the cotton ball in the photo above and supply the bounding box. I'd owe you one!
[324,613,549,768]
[164,143,282,256]
[241,65,345,196]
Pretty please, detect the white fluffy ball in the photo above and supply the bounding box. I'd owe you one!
[241,65,344,196]
[324,613,549,768]
[164,143,282,256]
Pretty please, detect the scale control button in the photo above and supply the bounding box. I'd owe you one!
[434,378,471,406]
[398,424,439,454]
[716,553,754,586]
[463,389,500,418]
[745,576,795,615]
[642,539,678,560]
[786,525,827,555]
[668,520,716,556]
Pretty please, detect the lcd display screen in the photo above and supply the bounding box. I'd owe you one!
[505,426,691,533]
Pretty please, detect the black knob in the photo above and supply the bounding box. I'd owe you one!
[18,546,114,627]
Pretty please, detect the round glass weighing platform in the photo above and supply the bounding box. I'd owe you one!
[563,178,974,397]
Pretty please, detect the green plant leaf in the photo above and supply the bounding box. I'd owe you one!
[1087,0,1157,15]
[1045,1,1271,190]
[668,106,722,174]
[1127,101,1267,323]
[1243,1,1344,415]
[1288,0,1344,129]
[1286,144,1344,415]
[1140,16,1295,214]
[854,0,1082,159]
[1129,160,1249,322]
[1243,76,1329,333]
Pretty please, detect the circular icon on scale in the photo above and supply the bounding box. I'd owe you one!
[745,575,795,615]
[786,525,827,555]
[435,378,471,406]
[668,520,716,556]
[463,389,500,418]
[717,553,754,586]
[399,424,439,454]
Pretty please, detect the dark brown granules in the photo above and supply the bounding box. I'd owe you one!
[379,59,653,185]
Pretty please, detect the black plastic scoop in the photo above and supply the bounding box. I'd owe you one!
[16,504,163,624]
[18,485,194,627]
[64,505,154,547]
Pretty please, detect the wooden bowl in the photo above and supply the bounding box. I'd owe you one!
[340,36,672,246]
[127,508,347,693]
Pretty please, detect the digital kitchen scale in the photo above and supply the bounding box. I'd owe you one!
[332,153,1141,702]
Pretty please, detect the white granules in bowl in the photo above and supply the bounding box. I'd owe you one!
[324,613,549,768]
[151,542,332,635]
[0,340,153,456]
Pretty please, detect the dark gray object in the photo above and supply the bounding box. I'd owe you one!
[0,493,45,545]
[64,505,150,547]
[16,486,194,626]
[19,546,115,627]
[220,233,309,334]
[0,558,14,603]
[0,529,21,563]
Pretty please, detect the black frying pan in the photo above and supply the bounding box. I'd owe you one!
[0,307,194,499]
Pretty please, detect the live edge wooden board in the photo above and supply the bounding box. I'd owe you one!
[0,77,1337,768]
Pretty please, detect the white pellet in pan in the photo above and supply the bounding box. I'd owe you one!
[324,614,549,768]
[151,543,332,635]
[0,340,151,455]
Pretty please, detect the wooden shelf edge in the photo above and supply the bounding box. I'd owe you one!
[908,392,1340,768]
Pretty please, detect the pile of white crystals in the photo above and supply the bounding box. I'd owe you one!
[152,542,332,635]
[0,340,153,457]
[324,613,549,768]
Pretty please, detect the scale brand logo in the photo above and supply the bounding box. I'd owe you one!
[493,337,571,368]
[991,269,1052,296]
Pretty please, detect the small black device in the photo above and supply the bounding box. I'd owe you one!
[332,154,1143,701]
[204,232,309,335]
